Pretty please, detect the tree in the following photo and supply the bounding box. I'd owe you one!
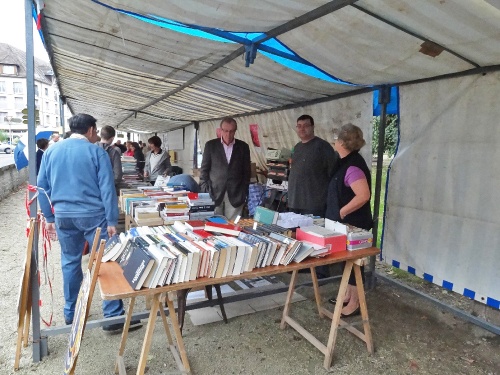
[372,115,398,157]
[0,130,7,142]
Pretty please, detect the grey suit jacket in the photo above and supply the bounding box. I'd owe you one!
[199,138,251,207]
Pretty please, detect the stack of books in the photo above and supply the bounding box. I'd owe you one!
[160,201,190,224]
[187,193,215,220]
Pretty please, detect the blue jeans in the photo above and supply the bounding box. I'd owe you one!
[55,216,124,322]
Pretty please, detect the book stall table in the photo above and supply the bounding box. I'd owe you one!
[97,247,380,375]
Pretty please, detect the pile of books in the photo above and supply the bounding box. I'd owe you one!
[102,219,338,290]
[187,193,215,220]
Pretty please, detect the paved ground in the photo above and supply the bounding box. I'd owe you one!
[0,186,499,375]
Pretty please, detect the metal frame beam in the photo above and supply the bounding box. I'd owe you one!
[115,0,358,128]
[351,4,480,68]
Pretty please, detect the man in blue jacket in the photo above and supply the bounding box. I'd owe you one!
[37,113,139,331]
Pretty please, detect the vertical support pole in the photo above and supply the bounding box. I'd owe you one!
[367,85,390,290]
[59,96,65,135]
[25,0,44,362]
[193,121,199,169]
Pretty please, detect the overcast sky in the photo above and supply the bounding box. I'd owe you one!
[1,1,50,62]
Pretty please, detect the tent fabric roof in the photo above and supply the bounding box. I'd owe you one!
[38,0,500,133]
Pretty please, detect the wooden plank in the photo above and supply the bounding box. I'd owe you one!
[280,269,298,329]
[87,227,102,271]
[310,266,324,317]
[323,260,353,369]
[115,356,127,375]
[320,307,368,341]
[355,263,374,354]
[283,315,327,354]
[137,294,160,375]
[14,219,35,370]
[158,297,174,345]
[166,292,191,374]
[115,297,136,374]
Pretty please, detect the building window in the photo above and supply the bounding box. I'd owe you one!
[45,101,49,109]
[54,103,58,113]
[14,97,24,109]
[0,96,8,109]
[35,85,39,97]
[1,65,17,75]
[46,114,50,126]
[35,99,39,108]
[54,91,58,101]
[44,87,48,96]
[0,112,7,121]
[0,81,6,93]
[13,82,24,94]
[56,116,59,125]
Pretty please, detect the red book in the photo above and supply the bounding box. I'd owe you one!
[184,220,206,231]
[204,222,242,236]
[192,229,213,239]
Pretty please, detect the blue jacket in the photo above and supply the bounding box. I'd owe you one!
[37,138,118,226]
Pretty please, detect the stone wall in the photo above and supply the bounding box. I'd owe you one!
[0,164,28,202]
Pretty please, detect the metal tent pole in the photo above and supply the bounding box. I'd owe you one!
[59,95,65,135]
[25,0,45,361]
[367,86,390,289]
[193,121,199,170]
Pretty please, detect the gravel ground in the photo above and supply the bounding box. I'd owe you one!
[0,185,499,375]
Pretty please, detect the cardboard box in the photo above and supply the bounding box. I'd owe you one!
[296,227,346,253]
[324,219,373,251]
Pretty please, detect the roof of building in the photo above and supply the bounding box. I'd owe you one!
[0,42,54,85]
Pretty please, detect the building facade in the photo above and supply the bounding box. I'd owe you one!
[0,43,69,142]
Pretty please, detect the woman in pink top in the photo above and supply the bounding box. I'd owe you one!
[325,123,372,317]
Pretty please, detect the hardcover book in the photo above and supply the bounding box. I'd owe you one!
[101,234,122,263]
[122,244,155,290]
[204,222,242,236]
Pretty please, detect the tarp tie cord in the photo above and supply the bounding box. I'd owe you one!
[25,185,54,327]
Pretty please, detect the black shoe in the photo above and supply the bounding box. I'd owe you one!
[103,319,142,332]
[65,319,73,325]
[328,297,349,306]
[340,306,360,318]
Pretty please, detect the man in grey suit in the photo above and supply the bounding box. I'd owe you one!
[200,117,251,221]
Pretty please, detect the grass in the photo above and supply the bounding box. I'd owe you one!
[371,162,388,247]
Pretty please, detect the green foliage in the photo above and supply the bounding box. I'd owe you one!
[0,131,8,142]
[372,115,398,157]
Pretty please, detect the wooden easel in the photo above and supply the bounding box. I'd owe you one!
[14,218,36,370]
[64,228,104,375]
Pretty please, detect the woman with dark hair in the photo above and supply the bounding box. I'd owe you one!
[325,123,372,317]
[131,142,145,176]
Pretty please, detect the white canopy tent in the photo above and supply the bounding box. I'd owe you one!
[23,0,500,362]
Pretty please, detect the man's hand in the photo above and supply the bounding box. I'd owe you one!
[46,222,58,241]
[107,226,117,238]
